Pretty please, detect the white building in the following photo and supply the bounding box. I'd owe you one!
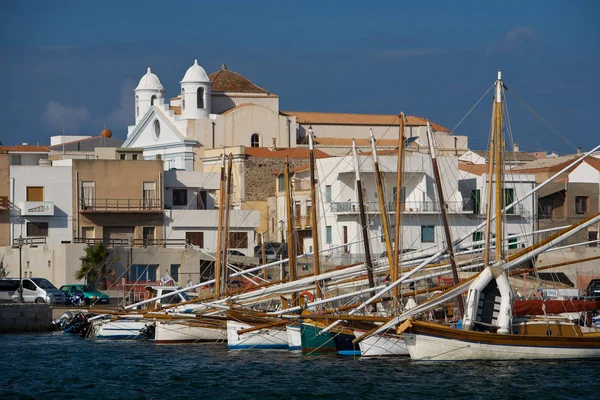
[163,170,259,255]
[9,161,73,245]
[273,152,536,262]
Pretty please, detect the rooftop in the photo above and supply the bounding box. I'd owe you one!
[244,147,330,159]
[209,65,270,94]
[0,145,49,153]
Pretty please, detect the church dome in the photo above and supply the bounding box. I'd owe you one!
[136,67,163,90]
[181,59,210,83]
[100,128,112,138]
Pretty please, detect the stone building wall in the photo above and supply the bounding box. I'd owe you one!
[244,157,307,201]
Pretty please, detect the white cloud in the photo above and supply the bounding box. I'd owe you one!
[43,101,90,133]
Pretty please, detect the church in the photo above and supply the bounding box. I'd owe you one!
[123,60,296,171]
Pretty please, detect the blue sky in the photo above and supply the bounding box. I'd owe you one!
[1,0,598,154]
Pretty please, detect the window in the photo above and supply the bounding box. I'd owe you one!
[131,265,157,282]
[472,231,483,249]
[278,175,285,192]
[170,264,180,282]
[539,197,554,218]
[151,95,156,106]
[197,191,208,210]
[81,181,95,209]
[11,154,21,165]
[325,185,332,203]
[589,231,598,247]
[27,222,48,237]
[135,95,139,116]
[173,189,187,206]
[343,226,348,253]
[421,225,435,243]
[508,234,518,249]
[142,227,155,245]
[197,87,204,109]
[26,186,44,201]
[576,196,588,214]
[132,154,139,160]
[119,153,126,160]
[228,232,248,248]
[23,279,36,291]
[503,188,514,214]
[181,89,185,110]
[326,226,332,244]
[251,133,260,147]
[471,189,481,214]
[154,119,160,140]
[143,182,156,209]
[186,232,204,247]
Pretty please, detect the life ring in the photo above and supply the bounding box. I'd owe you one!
[299,291,314,303]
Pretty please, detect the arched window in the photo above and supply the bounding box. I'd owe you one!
[135,95,139,116]
[154,120,160,140]
[197,87,204,109]
[250,133,260,147]
[181,89,185,110]
[151,95,156,106]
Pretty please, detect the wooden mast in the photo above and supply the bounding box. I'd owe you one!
[393,112,405,303]
[221,153,234,293]
[494,70,504,262]
[260,232,267,279]
[352,140,377,307]
[370,129,394,304]
[482,102,496,268]
[426,121,464,318]
[284,156,298,307]
[214,153,226,297]
[308,127,322,299]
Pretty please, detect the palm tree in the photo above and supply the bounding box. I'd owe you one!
[76,242,112,289]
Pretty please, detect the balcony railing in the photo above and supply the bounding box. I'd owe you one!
[331,200,473,214]
[294,215,312,229]
[80,198,163,212]
[73,238,188,248]
[0,196,8,210]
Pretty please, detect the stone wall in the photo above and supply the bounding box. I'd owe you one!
[0,304,53,333]
[244,157,307,201]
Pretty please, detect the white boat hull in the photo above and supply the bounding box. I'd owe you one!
[89,319,148,340]
[353,329,409,357]
[153,321,226,343]
[286,325,302,351]
[227,320,289,350]
[402,332,600,360]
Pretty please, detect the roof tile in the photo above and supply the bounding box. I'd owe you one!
[0,145,49,153]
[244,147,330,159]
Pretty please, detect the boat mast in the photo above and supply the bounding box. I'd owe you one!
[426,122,464,318]
[214,153,226,297]
[494,70,504,262]
[352,140,377,306]
[284,156,298,307]
[393,112,405,303]
[221,153,234,293]
[308,128,323,299]
[260,231,267,279]
[370,129,394,305]
[482,101,496,268]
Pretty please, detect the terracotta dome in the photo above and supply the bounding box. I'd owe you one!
[100,129,113,138]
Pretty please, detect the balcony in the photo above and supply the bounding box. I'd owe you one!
[330,200,473,214]
[0,196,7,211]
[294,215,312,229]
[21,201,55,216]
[80,198,163,213]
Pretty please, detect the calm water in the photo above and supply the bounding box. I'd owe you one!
[1,332,599,400]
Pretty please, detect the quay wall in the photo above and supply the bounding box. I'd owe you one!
[0,304,53,333]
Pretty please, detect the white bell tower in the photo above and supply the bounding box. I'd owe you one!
[180,59,211,120]
[134,67,165,124]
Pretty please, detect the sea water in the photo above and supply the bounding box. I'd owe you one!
[0,332,598,400]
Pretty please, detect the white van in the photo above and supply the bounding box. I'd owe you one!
[0,278,65,305]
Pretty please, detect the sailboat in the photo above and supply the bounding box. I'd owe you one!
[396,71,600,360]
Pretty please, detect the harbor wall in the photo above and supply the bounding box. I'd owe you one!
[0,304,53,333]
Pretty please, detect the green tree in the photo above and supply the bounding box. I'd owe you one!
[76,242,116,289]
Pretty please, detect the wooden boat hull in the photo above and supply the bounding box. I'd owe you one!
[153,321,226,344]
[227,320,289,350]
[353,329,408,357]
[399,319,600,360]
[300,323,337,353]
[286,325,302,351]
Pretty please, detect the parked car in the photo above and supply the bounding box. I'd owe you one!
[0,278,65,305]
[586,279,600,299]
[59,284,110,305]
[254,242,287,259]
[227,250,246,256]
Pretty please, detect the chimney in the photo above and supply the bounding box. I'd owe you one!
[513,143,519,152]
[577,146,581,155]
[271,138,277,151]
